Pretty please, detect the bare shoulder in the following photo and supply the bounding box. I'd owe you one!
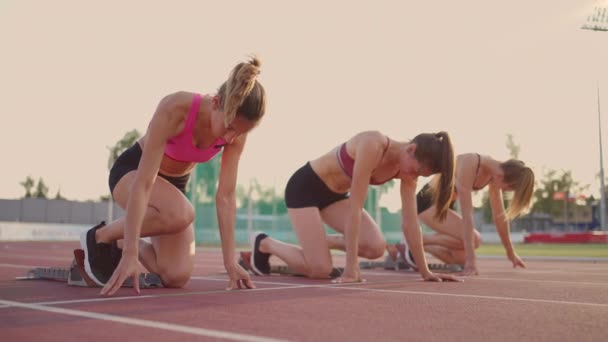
[156,91,196,120]
[455,153,480,189]
[457,153,480,166]
[352,130,385,141]
[349,130,386,149]
[158,91,198,122]
[146,91,197,142]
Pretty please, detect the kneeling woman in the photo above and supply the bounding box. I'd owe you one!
[412,154,534,275]
[81,57,267,296]
[250,131,460,283]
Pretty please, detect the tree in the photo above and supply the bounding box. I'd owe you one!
[20,176,35,198]
[34,178,49,198]
[108,129,141,169]
[55,189,65,200]
[237,179,287,215]
[530,169,578,217]
[505,134,520,159]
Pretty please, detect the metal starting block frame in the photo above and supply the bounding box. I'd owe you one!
[239,252,343,278]
[359,255,463,273]
[16,249,164,288]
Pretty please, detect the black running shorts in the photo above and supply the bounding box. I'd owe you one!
[284,162,349,210]
[108,143,190,195]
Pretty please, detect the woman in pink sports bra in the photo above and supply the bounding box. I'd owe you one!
[81,56,267,296]
[249,130,461,283]
[399,154,535,276]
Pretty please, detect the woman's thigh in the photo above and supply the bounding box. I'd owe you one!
[112,171,194,232]
[288,207,332,271]
[419,207,472,241]
[320,198,385,247]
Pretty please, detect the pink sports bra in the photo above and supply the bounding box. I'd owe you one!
[336,136,398,185]
[164,94,226,163]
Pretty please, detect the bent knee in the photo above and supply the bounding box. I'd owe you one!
[306,263,334,279]
[359,242,386,260]
[162,204,195,234]
[159,269,191,288]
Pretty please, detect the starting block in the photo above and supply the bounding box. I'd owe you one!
[359,255,410,270]
[16,249,164,288]
[238,251,343,278]
[359,254,463,273]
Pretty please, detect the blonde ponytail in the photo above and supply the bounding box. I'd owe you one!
[218,56,266,125]
[502,160,535,219]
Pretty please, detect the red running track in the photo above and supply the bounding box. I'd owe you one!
[1,241,607,341]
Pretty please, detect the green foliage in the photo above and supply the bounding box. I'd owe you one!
[108,129,141,170]
[236,180,287,215]
[20,176,35,198]
[54,189,65,200]
[505,134,520,159]
[531,169,578,217]
[482,169,589,223]
[34,178,49,198]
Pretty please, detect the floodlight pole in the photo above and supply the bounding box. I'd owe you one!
[597,84,607,231]
[581,3,608,230]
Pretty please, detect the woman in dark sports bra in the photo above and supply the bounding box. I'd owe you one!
[399,153,535,276]
[249,130,460,283]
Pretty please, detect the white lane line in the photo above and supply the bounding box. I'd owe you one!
[0,263,41,269]
[2,275,604,310]
[476,276,608,286]
[3,277,405,307]
[198,276,608,308]
[0,253,72,261]
[320,286,608,308]
[23,285,311,306]
[0,299,290,342]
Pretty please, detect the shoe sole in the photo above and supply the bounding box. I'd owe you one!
[249,231,268,276]
[79,230,105,286]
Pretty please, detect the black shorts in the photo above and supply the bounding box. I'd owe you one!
[108,143,190,195]
[416,184,434,214]
[416,183,455,214]
[284,162,349,210]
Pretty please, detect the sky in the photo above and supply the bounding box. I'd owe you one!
[1,0,607,212]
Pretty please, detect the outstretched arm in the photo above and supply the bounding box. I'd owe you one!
[400,178,432,276]
[489,185,525,268]
[339,136,383,282]
[400,178,460,282]
[216,134,255,290]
